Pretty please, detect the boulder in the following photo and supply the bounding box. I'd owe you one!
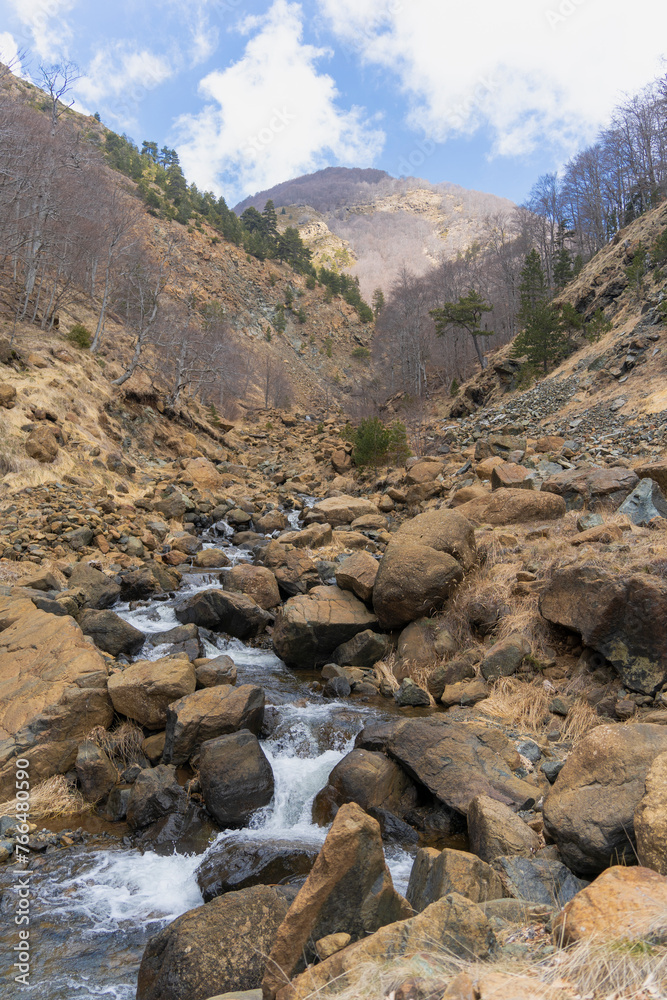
[356,717,537,815]
[407,847,505,911]
[272,893,495,1000]
[0,382,16,407]
[543,724,667,874]
[312,748,417,824]
[393,508,477,571]
[635,459,667,493]
[25,425,59,463]
[107,656,196,729]
[277,523,332,549]
[0,596,111,759]
[272,585,378,669]
[540,562,667,694]
[77,609,145,657]
[193,548,230,568]
[467,794,540,862]
[119,562,180,600]
[491,463,535,491]
[335,551,379,603]
[552,866,667,945]
[309,495,380,527]
[541,465,638,510]
[181,457,224,490]
[405,458,445,484]
[163,685,265,765]
[195,655,237,688]
[618,477,667,525]
[68,563,121,609]
[175,589,271,639]
[456,488,566,525]
[136,885,294,1000]
[263,545,320,596]
[635,751,667,875]
[199,730,274,827]
[373,541,463,629]
[394,677,431,707]
[492,856,587,907]
[196,837,318,901]
[480,636,531,680]
[0,739,79,802]
[428,656,475,699]
[332,629,389,669]
[126,764,186,829]
[255,509,289,533]
[74,740,118,803]
[226,565,281,610]
[262,803,411,999]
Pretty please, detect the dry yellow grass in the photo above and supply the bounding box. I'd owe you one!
[0,774,91,820]
[88,721,144,767]
[478,677,551,733]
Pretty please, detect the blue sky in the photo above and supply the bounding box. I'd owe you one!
[1,0,666,208]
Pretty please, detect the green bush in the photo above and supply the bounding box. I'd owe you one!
[296,307,307,324]
[351,346,371,362]
[66,323,92,349]
[306,275,316,290]
[352,417,410,469]
[450,377,460,396]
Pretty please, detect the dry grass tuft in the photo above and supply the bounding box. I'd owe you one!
[373,657,399,693]
[0,774,91,820]
[543,936,667,999]
[559,696,601,743]
[479,677,551,733]
[88,721,145,766]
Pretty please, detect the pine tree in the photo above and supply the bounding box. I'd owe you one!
[513,251,566,374]
[430,289,494,370]
[262,200,279,244]
[372,287,385,318]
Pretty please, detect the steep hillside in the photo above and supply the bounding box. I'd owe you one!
[236,167,515,298]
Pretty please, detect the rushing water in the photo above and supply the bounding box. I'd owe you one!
[0,499,416,999]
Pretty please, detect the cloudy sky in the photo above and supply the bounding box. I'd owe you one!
[1,0,666,206]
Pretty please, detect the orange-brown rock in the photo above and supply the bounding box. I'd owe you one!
[570,523,623,545]
[490,463,535,491]
[335,550,379,602]
[181,457,224,490]
[635,751,667,875]
[552,866,667,945]
[227,564,281,609]
[456,488,566,525]
[475,456,504,479]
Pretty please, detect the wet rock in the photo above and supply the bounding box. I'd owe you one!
[163,684,265,765]
[335,550,379,603]
[480,636,531,681]
[196,837,318,901]
[174,588,271,639]
[407,847,505,912]
[126,764,186,829]
[119,562,180,600]
[492,856,587,907]
[393,508,477,571]
[137,884,294,1000]
[367,806,418,844]
[323,675,351,698]
[552,866,667,945]
[541,465,638,510]
[456,488,566,525]
[226,564,280,610]
[618,477,667,525]
[312,748,417,824]
[273,893,496,1000]
[199,730,274,827]
[74,740,118,803]
[543,723,667,875]
[107,656,196,729]
[394,677,431,707]
[332,629,389,669]
[77,608,145,656]
[195,655,237,688]
[272,585,378,669]
[428,655,475,700]
[467,794,540,862]
[634,751,667,875]
[356,717,537,815]
[262,802,412,1000]
[193,548,230,568]
[540,562,667,694]
[373,541,463,629]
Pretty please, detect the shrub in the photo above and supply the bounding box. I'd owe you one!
[351,345,371,362]
[352,417,410,469]
[450,377,460,396]
[306,275,316,289]
[296,307,307,324]
[66,323,92,349]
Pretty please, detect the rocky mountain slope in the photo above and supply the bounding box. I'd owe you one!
[236,167,515,297]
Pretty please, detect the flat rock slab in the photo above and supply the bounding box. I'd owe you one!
[272,585,378,669]
[456,488,565,525]
[541,465,638,510]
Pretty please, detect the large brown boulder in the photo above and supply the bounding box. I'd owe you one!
[335,550,379,603]
[137,884,294,1000]
[77,608,145,657]
[405,457,445,484]
[25,425,59,462]
[635,751,667,875]
[357,717,538,815]
[467,793,540,862]
[635,458,667,493]
[74,740,118,803]
[393,508,477,571]
[309,495,380,527]
[272,585,377,669]
[68,562,121,609]
[196,837,318,901]
[372,540,463,629]
[312,748,418,824]
[541,465,638,510]
[0,596,111,764]
[543,724,667,875]
[262,543,320,596]
[552,866,667,945]
[199,730,274,827]
[262,802,411,1000]
[407,847,505,911]
[226,564,281,610]
[174,588,271,639]
[540,562,667,694]
[107,656,196,729]
[126,764,186,829]
[163,685,265,765]
[273,892,496,1000]
[456,488,566,525]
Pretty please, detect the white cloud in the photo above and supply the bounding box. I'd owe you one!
[6,0,74,62]
[75,45,173,125]
[317,0,667,160]
[0,31,27,77]
[173,0,385,201]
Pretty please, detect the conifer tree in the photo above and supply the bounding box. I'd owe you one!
[513,251,566,374]
[430,289,493,370]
